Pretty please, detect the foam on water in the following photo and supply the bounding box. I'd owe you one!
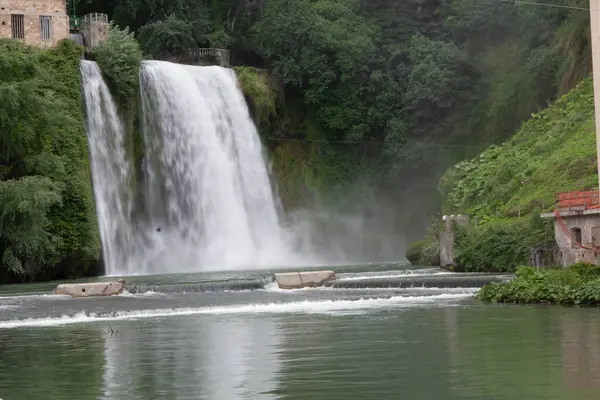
[338,272,453,281]
[262,282,479,295]
[0,294,71,300]
[117,290,165,298]
[0,293,474,328]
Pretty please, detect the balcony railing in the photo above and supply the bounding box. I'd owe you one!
[183,48,231,67]
[83,13,108,25]
[69,16,81,32]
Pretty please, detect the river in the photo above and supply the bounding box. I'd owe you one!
[0,264,598,399]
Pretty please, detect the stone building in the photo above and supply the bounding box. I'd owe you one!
[541,190,600,266]
[0,0,69,47]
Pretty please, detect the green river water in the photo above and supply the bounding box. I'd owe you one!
[0,265,598,399]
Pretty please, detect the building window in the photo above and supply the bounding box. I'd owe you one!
[592,226,600,248]
[40,16,52,41]
[11,14,24,39]
[571,227,582,247]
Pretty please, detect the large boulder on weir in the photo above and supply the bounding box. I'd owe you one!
[274,271,336,289]
[55,279,126,297]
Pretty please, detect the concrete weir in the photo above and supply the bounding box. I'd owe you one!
[49,270,513,297]
[327,274,514,289]
[274,271,336,289]
[55,279,126,298]
[125,279,269,294]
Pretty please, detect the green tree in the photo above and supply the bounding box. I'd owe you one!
[139,14,198,59]
[0,39,99,283]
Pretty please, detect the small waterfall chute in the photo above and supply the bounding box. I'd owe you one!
[80,60,135,275]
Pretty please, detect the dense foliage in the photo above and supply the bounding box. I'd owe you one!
[234,66,276,127]
[478,264,600,305]
[453,216,554,272]
[440,78,596,221]
[0,40,99,283]
[90,24,142,107]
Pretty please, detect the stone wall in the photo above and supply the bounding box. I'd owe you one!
[0,0,69,47]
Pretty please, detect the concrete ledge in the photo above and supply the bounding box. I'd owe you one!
[55,279,126,297]
[274,271,336,289]
[541,208,600,218]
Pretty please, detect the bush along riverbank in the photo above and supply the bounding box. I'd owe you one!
[478,264,600,305]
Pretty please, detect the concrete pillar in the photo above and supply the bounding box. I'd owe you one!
[439,215,469,268]
[440,231,454,267]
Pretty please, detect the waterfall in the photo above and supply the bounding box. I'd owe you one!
[139,61,302,272]
[82,59,311,275]
[80,60,135,275]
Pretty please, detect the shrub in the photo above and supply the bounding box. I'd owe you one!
[405,220,442,265]
[478,265,600,305]
[406,240,427,264]
[90,23,142,105]
[138,15,197,60]
[453,214,553,272]
[234,66,276,127]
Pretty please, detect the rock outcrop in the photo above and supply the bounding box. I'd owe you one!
[55,279,126,297]
[274,271,336,289]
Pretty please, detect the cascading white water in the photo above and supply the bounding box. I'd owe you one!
[81,59,317,275]
[81,59,410,276]
[80,60,135,275]
[134,60,306,273]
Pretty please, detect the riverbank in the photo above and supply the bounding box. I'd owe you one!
[478,264,600,305]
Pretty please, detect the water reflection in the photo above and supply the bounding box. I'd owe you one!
[100,315,282,399]
[5,304,600,399]
[560,309,600,394]
[0,327,105,399]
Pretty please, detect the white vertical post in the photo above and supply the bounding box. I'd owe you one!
[590,0,600,192]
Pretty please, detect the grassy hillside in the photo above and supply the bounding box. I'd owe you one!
[408,77,597,271]
[440,77,596,221]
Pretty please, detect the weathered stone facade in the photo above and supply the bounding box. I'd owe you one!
[541,209,600,266]
[541,190,600,266]
[0,0,69,47]
[80,12,108,49]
